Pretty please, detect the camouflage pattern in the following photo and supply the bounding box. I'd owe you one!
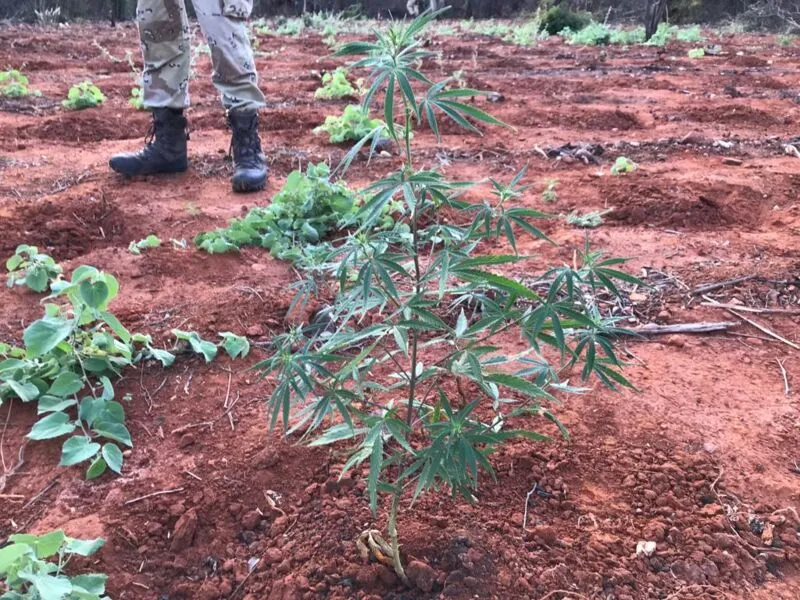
[136,0,265,112]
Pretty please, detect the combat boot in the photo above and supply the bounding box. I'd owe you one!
[109,108,188,176]
[228,109,268,193]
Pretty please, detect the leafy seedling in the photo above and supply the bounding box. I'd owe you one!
[610,156,637,175]
[542,179,559,203]
[687,47,705,59]
[0,69,39,98]
[256,9,639,586]
[220,332,250,359]
[172,329,218,363]
[315,67,359,100]
[315,104,386,144]
[128,235,162,255]
[566,208,613,228]
[6,245,62,292]
[129,87,144,110]
[63,81,105,110]
[0,530,109,600]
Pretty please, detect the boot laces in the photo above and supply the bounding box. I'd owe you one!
[230,113,263,169]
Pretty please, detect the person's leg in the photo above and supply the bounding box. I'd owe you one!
[109,0,190,176]
[192,0,268,192]
[191,0,265,112]
[139,0,192,109]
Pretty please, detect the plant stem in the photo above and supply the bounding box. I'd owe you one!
[406,205,421,426]
[388,491,408,585]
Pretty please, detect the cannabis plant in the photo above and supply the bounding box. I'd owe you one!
[256,10,636,586]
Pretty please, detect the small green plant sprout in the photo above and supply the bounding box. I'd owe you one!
[172,329,218,363]
[566,207,613,228]
[6,245,62,292]
[777,34,795,47]
[0,69,38,98]
[220,332,250,359]
[257,9,638,586]
[0,530,109,599]
[563,21,611,46]
[129,86,145,110]
[687,47,705,59]
[315,67,359,100]
[128,234,161,255]
[314,104,386,144]
[62,81,106,110]
[541,179,559,203]
[610,156,638,175]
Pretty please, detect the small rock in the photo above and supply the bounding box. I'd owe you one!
[700,504,724,517]
[629,292,648,302]
[241,510,262,530]
[636,540,657,557]
[407,560,437,592]
[487,92,505,103]
[680,131,706,145]
[264,547,283,565]
[722,157,743,166]
[246,325,264,337]
[170,508,198,552]
[178,433,195,448]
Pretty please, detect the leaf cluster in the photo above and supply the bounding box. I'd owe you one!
[62,81,105,111]
[128,235,161,255]
[195,163,392,264]
[315,104,386,144]
[0,70,38,98]
[0,530,107,600]
[315,67,359,100]
[1,262,248,479]
[6,245,62,293]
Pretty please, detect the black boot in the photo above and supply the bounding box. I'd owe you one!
[109,108,188,176]
[228,110,268,193]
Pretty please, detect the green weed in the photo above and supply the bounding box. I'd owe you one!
[315,67,359,100]
[0,530,108,599]
[62,81,105,110]
[128,235,161,255]
[0,69,38,98]
[6,245,62,292]
[314,104,385,144]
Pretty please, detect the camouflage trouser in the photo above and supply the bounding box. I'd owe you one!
[136,0,265,112]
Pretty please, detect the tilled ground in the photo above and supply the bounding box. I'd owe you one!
[0,22,799,600]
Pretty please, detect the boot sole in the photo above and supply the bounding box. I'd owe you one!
[232,176,267,194]
[109,160,188,177]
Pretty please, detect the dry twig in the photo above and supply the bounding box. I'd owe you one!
[123,487,185,506]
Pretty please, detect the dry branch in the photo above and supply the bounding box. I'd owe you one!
[629,322,739,335]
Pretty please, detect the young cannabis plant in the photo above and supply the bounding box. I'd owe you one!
[62,81,105,110]
[256,10,637,587]
[0,530,108,599]
[6,245,62,292]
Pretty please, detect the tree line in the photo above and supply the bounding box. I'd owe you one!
[1,0,799,29]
